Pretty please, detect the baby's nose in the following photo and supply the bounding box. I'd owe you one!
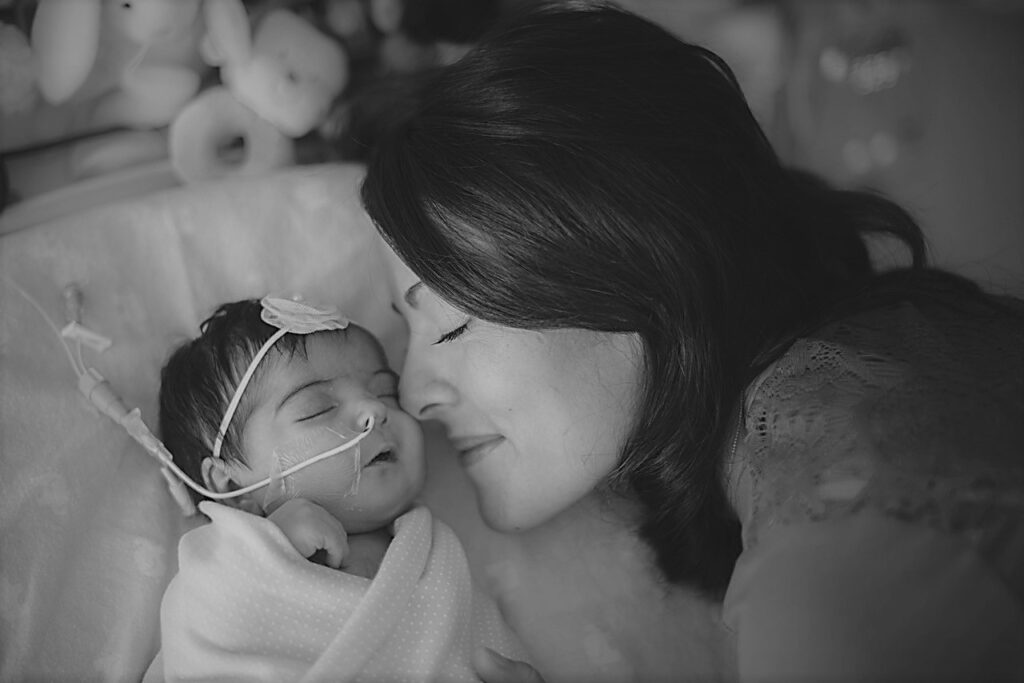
[351,397,388,432]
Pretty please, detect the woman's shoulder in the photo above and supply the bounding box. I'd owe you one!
[728,297,1024,575]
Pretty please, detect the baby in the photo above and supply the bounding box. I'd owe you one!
[148,296,526,683]
[158,296,422,578]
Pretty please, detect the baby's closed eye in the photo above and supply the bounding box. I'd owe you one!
[297,406,335,422]
[293,397,337,422]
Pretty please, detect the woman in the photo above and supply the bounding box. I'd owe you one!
[360,2,1024,681]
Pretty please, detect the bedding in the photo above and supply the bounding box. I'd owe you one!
[150,503,526,682]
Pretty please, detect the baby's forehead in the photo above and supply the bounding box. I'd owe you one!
[338,324,389,364]
[288,325,389,374]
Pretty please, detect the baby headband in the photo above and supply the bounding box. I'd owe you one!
[211,296,349,460]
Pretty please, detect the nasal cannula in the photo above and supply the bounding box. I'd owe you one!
[2,276,372,515]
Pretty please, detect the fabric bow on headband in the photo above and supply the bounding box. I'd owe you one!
[260,296,349,334]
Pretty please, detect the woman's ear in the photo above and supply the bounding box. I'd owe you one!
[200,456,263,515]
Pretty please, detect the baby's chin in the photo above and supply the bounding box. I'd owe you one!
[317,487,423,534]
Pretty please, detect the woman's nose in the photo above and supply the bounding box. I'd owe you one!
[399,355,457,420]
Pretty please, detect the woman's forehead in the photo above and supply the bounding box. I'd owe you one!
[380,241,420,293]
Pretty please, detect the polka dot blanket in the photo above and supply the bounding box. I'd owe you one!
[148,503,527,682]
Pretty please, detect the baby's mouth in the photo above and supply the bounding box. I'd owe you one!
[365,446,396,467]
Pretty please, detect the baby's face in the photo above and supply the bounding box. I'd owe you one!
[234,326,426,533]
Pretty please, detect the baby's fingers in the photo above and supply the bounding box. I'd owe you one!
[309,511,350,568]
[473,647,545,683]
[320,529,350,569]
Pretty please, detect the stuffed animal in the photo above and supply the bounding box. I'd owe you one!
[29,0,207,129]
[168,0,349,183]
[0,20,36,116]
[201,0,349,137]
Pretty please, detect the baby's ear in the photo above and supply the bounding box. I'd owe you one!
[201,456,232,492]
[200,457,263,515]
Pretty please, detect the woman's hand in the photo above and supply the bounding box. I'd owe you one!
[473,647,546,683]
[268,497,349,568]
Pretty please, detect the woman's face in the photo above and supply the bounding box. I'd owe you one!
[384,246,644,532]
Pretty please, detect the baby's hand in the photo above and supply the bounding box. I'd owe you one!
[268,498,349,569]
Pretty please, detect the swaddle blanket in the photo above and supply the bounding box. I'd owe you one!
[156,502,526,682]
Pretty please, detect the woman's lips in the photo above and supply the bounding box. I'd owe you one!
[450,435,503,469]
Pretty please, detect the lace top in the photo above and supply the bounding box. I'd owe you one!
[726,297,1024,598]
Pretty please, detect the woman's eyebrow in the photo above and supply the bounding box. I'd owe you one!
[404,282,424,309]
[276,379,328,413]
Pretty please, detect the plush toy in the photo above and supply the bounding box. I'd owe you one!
[29,0,207,129]
[169,0,349,183]
[0,20,36,116]
[202,0,349,137]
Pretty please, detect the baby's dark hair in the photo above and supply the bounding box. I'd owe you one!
[158,299,309,505]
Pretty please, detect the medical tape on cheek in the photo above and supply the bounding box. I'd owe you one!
[262,428,364,510]
[261,433,316,511]
[325,426,363,497]
[260,455,289,512]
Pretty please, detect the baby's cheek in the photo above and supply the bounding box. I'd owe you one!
[292,449,364,499]
[264,436,363,510]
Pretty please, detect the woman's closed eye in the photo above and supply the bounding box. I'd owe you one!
[434,321,470,345]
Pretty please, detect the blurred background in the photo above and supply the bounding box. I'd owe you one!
[2,0,1022,294]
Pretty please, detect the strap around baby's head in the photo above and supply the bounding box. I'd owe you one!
[210,296,349,460]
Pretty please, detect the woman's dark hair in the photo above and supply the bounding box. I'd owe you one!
[158,300,308,506]
[360,1,993,597]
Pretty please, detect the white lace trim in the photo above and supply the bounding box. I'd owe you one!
[726,301,1024,591]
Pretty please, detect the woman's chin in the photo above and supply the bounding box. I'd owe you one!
[475,486,616,535]
[476,496,547,534]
